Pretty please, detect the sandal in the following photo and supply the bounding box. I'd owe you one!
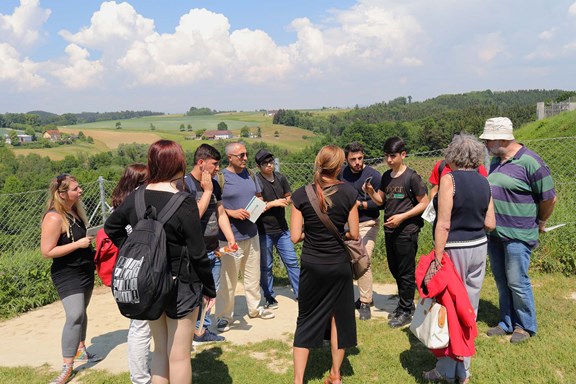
[324,373,342,384]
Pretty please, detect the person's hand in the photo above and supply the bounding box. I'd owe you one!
[77,236,94,248]
[229,209,251,220]
[274,198,290,208]
[384,214,404,229]
[362,182,375,195]
[200,170,213,193]
[203,295,216,311]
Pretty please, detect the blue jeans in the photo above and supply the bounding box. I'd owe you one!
[196,251,221,330]
[487,237,537,334]
[259,230,300,299]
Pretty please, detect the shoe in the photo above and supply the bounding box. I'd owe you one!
[216,318,231,333]
[50,364,74,384]
[388,311,412,328]
[486,325,508,337]
[249,306,275,319]
[74,346,103,363]
[358,303,371,320]
[387,306,400,320]
[193,329,226,345]
[264,296,279,309]
[324,373,342,384]
[458,377,471,384]
[510,326,530,344]
[354,298,374,309]
[422,368,450,382]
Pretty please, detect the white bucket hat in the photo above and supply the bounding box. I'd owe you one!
[479,117,515,141]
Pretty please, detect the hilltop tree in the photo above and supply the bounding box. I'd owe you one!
[187,124,193,131]
[240,126,250,138]
[115,121,122,130]
[257,126,262,138]
[217,122,228,130]
[179,124,185,132]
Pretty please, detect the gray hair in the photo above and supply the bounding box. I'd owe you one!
[444,133,486,169]
[225,142,245,155]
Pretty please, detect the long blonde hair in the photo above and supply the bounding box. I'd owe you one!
[44,174,89,237]
[313,145,345,212]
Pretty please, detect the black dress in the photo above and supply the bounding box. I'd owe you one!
[50,213,95,299]
[291,183,358,349]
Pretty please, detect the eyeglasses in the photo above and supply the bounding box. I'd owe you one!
[260,160,275,167]
[230,152,248,159]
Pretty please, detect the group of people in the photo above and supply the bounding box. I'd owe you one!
[40,116,555,384]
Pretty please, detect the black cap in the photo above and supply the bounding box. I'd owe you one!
[255,149,274,165]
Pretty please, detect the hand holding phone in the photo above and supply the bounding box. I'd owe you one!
[364,176,373,186]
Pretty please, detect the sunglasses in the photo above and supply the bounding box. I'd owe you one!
[259,160,275,167]
[230,152,248,159]
[56,173,70,186]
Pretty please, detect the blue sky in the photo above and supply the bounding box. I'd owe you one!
[1,0,575,114]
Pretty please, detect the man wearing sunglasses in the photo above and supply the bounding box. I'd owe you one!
[215,143,275,334]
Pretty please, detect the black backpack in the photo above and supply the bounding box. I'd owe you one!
[402,167,425,228]
[111,187,187,320]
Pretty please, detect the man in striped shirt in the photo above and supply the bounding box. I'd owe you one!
[480,117,556,344]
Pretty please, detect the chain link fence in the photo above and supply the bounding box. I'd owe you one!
[1,137,574,317]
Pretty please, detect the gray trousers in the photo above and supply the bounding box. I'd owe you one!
[60,288,93,358]
[435,244,487,381]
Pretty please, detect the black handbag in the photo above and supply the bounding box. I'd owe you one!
[305,184,370,279]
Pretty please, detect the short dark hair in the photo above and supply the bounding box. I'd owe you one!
[344,142,364,157]
[383,137,406,154]
[194,144,221,164]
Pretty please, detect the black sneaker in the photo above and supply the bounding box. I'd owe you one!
[358,303,371,320]
[354,298,374,309]
[193,329,226,345]
[387,306,400,320]
[388,311,412,328]
[264,297,279,309]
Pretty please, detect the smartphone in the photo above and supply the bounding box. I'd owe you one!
[364,176,373,186]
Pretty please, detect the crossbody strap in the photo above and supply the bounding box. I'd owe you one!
[304,184,346,246]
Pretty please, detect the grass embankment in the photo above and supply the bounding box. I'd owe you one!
[2,272,574,383]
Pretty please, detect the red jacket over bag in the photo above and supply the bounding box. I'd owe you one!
[415,250,478,358]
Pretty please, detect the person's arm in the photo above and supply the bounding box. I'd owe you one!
[196,172,214,217]
[41,212,92,259]
[216,201,236,247]
[484,197,496,232]
[363,182,385,206]
[290,205,305,243]
[428,184,439,201]
[433,174,454,262]
[345,205,360,241]
[537,196,557,233]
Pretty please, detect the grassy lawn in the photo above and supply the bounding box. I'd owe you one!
[2,271,574,384]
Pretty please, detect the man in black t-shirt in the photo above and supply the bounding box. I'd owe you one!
[186,144,236,344]
[364,137,429,328]
[254,149,300,309]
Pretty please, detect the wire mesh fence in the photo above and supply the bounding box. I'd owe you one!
[0,137,574,316]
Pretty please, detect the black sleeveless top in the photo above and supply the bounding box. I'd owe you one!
[433,170,491,248]
[49,212,95,298]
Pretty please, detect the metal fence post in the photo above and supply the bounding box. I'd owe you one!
[98,176,108,223]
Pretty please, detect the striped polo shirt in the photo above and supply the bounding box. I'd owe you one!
[487,145,556,248]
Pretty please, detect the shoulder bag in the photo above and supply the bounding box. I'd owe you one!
[304,184,370,280]
[410,297,449,349]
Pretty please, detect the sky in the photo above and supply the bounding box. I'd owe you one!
[1,0,576,115]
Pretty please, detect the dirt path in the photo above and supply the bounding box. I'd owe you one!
[0,282,398,377]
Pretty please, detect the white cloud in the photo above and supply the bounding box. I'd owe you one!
[569,2,576,15]
[539,29,555,40]
[475,33,507,63]
[0,42,47,90]
[50,44,104,88]
[0,0,51,47]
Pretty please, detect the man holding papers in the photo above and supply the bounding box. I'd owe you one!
[216,143,274,334]
[255,149,300,310]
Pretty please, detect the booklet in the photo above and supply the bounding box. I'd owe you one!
[86,224,104,237]
[543,223,566,232]
[245,196,267,223]
[421,199,436,223]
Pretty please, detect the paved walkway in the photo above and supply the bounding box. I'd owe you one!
[0,282,398,376]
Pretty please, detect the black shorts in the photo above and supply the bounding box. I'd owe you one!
[165,279,202,319]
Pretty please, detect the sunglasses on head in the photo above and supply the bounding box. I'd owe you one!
[56,173,70,186]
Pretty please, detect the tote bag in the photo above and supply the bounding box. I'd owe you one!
[410,297,449,349]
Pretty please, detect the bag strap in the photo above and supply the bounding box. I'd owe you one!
[157,192,188,224]
[134,187,147,221]
[304,184,345,246]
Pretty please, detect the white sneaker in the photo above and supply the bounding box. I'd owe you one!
[249,306,275,319]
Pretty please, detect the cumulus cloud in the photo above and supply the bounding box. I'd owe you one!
[0,0,51,47]
[569,2,576,15]
[474,33,507,63]
[50,44,104,88]
[0,42,47,89]
[539,29,555,40]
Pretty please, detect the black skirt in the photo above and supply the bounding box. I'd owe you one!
[293,260,357,349]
